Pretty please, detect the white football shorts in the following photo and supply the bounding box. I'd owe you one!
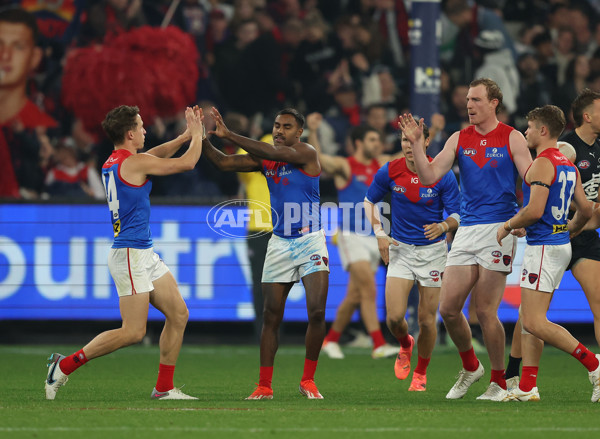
[446,222,517,273]
[520,243,571,293]
[387,240,447,288]
[108,247,170,297]
[337,231,380,271]
[262,230,330,283]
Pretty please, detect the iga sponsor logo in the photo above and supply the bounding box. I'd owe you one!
[207,199,277,239]
[578,160,591,169]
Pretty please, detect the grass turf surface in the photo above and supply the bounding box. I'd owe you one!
[1,344,598,438]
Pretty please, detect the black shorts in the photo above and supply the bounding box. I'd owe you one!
[568,230,600,270]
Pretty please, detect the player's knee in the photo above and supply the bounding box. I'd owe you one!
[417,313,436,332]
[439,304,459,321]
[307,307,326,323]
[387,315,405,331]
[125,326,146,344]
[262,307,281,327]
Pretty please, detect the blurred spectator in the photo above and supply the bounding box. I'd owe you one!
[555,54,591,119]
[515,52,552,131]
[370,0,409,69]
[364,103,396,153]
[79,0,146,45]
[532,31,558,88]
[473,30,519,115]
[44,137,105,199]
[569,6,593,54]
[0,7,57,199]
[444,83,469,134]
[555,27,576,86]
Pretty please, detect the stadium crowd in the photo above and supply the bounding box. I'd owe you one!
[3,0,600,200]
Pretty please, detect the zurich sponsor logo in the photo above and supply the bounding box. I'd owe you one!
[463,148,477,156]
[207,199,278,239]
[393,186,406,193]
[578,160,591,169]
[485,147,504,158]
[419,187,438,198]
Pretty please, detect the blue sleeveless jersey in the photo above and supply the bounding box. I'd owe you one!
[101,149,153,249]
[262,159,321,238]
[337,156,379,234]
[365,157,461,246]
[457,123,519,225]
[523,148,577,245]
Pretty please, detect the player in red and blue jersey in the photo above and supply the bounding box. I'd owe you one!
[202,107,329,400]
[496,105,598,402]
[399,78,533,401]
[45,105,205,401]
[364,125,460,391]
[306,115,399,360]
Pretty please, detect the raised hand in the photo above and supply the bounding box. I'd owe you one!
[397,113,424,144]
[185,106,206,139]
[209,107,230,138]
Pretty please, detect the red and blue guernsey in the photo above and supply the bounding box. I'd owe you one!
[262,159,321,238]
[457,122,518,225]
[365,157,461,246]
[338,156,380,234]
[523,149,577,246]
[101,149,153,249]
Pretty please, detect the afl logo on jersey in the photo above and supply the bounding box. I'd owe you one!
[464,148,477,156]
[578,160,591,169]
[393,185,406,193]
[265,169,276,177]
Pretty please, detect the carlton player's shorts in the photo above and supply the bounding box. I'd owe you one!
[387,240,447,288]
[520,243,571,293]
[262,230,330,283]
[447,222,516,273]
[108,247,170,297]
[337,231,380,271]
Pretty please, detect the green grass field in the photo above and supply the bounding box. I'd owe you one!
[1,343,598,439]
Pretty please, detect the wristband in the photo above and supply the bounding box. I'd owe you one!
[504,219,513,231]
[440,221,448,233]
[373,224,387,238]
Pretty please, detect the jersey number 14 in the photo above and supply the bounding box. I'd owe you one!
[102,170,121,237]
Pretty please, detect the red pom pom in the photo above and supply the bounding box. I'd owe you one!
[61,26,200,135]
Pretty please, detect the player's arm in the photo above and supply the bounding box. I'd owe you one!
[145,130,193,158]
[509,129,533,178]
[497,158,552,243]
[123,107,205,177]
[364,165,399,265]
[202,138,262,172]
[581,202,600,231]
[398,113,456,185]
[569,171,593,235]
[306,112,349,178]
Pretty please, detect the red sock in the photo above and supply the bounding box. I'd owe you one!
[519,366,538,392]
[370,330,386,349]
[325,329,341,343]
[301,358,318,382]
[414,356,430,375]
[59,349,88,375]
[490,369,506,390]
[571,343,599,372]
[398,334,412,349]
[459,347,479,372]
[259,366,273,388]
[155,364,175,392]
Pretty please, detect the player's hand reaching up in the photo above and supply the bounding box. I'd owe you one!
[397,113,424,145]
[185,106,206,140]
[209,107,230,139]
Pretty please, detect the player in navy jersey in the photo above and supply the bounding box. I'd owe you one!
[496,105,598,402]
[364,125,461,391]
[399,78,533,401]
[201,107,329,400]
[306,114,399,360]
[45,105,205,401]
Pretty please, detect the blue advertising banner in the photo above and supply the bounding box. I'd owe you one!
[0,204,594,323]
[409,0,441,123]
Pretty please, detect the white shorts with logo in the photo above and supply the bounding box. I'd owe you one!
[337,231,380,271]
[387,240,447,288]
[520,243,571,293]
[108,247,170,297]
[447,222,517,273]
[262,230,330,283]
